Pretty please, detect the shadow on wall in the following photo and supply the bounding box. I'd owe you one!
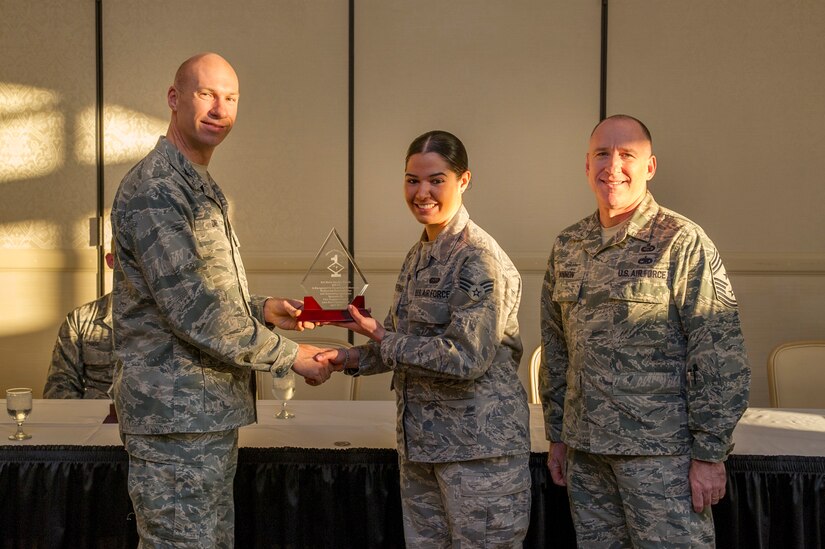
[0,81,167,185]
[0,81,165,396]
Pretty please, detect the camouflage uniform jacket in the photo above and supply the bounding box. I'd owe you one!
[358,206,530,462]
[539,192,750,461]
[111,137,299,435]
[44,292,114,399]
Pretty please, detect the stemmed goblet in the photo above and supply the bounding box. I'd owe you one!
[7,388,33,440]
[272,371,296,419]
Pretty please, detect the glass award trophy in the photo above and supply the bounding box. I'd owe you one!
[300,228,369,322]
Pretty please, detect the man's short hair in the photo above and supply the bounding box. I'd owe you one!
[591,114,653,147]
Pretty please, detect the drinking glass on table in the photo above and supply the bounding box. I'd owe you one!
[272,371,296,419]
[7,388,33,440]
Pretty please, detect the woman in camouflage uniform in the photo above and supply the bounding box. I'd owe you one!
[323,130,531,547]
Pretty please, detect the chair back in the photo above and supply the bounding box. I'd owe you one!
[257,337,355,400]
[767,340,825,407]
[351,371,394,400]
[529,345,542,404]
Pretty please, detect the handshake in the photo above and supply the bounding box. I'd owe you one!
[265,297,381,386]
[291,345,357,387]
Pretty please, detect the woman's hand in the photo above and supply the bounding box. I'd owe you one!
[331,305,386,342]
[314,347,360,372]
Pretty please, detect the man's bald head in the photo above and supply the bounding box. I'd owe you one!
[166,52,239,165]
[173,52,237,92]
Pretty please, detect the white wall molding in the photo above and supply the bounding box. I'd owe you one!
[240,251,825,276]
[721,253,825,276]
[3,249,822,276]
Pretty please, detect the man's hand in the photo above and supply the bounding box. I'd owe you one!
[689,459,727,512]
[330,305,386,342]
[291,344,333,385]
[547,441,568,487]
[315,347,359,373]
[264,298,317,331]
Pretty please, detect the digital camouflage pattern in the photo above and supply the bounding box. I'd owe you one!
[357,205,530,463]
[539,192,751,460]
[44,292,114,399]
[400,453,531,547]
[566,450,715,548]
[125,430,238,547]
[111,137,299,435]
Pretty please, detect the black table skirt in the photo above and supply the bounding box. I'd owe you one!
[0,447,822,548]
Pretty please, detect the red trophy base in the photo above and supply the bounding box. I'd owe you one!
[103,403,118,424]
[300,295,370,323]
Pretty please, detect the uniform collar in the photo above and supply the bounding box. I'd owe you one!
[154,137,225,209]
[625,192,660,243]
[418,205,470,265]
[582,192,661,256]
[99,292,113,330]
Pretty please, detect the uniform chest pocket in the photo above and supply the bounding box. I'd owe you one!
[193,207,229,250]
[193,217,224,237]
[553,278,583,303]
[613,372,682,395]
[84,346,113,366]
[610,280,669,346]
[193,201,222,228]
[407,298,451,335]
[406,377,475,401]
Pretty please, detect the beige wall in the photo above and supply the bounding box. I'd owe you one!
[101,0,350,251]
[605,0,825,405]
[0,0,98,395]
[353,0,600,396]
[1,1,823,405]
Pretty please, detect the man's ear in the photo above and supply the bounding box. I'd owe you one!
[167,86,178,111]
[646,154,657,181]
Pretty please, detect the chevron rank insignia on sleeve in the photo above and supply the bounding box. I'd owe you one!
[710,248,737,308]
[459,277,494,302]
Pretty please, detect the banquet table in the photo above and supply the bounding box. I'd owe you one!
[1,400,823,548]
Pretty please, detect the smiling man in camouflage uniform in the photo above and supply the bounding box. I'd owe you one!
[111,52,333,548]
[539,115,750,548]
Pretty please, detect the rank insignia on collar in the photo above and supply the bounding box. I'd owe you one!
[459,277,494,302]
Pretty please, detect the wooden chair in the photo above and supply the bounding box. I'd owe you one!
[529,345,542,404]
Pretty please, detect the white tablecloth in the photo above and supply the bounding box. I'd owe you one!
[2,400,824,457]
[730,407,825,456]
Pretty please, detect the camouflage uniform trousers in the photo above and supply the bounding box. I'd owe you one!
[566,448,715,548]
[124,429,239,548]
[400,453,531,548]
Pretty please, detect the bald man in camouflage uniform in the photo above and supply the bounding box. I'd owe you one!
[111,52,332,548]
[539,115,750,548]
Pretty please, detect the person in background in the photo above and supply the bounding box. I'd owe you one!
[44,250,114,399]
[539,114,750,547]
[320,130,531,547]
[111,52,334,547]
